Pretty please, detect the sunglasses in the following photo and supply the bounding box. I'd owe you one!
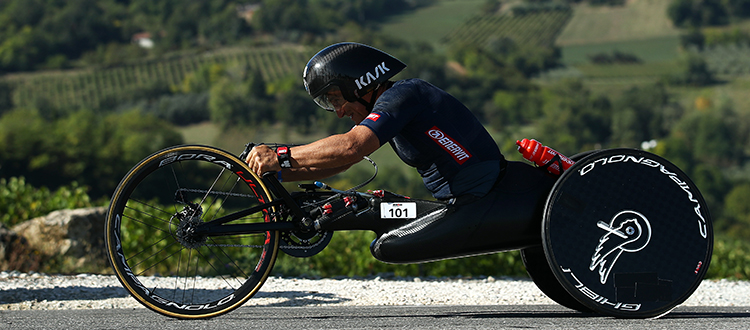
[313,87,347,112]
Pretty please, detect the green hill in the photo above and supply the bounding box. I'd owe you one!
[1,46,312,111]
[556,0,680,46]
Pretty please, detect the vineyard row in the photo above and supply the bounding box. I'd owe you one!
[443,10,573,49]
[1,46,313,110]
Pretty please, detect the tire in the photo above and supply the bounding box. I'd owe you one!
[105,145,279,319]
[520,149,600,313]
[521,246,593,313]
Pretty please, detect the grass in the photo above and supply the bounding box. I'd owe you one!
[556,0,680,46]
[574,61,681,78]
[180,122,221,145]
[560,35,682,65]
[668,76,750,116]
[378,0,487,50]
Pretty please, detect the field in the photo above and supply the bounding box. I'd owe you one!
[560,35,681,65]
[556,0,680,46]
[443,9,572,48]
[546,0,686,84]
[378,0,488,49]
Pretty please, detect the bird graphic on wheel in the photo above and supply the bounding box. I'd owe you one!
[590,210,652,284]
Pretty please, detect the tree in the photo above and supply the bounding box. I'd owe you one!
[0,109,48,179]
[209,77,273,129]
[656,103,743,174]
[251,0,416,38]
[723,183,750,237]
[534,79,611,154]
[0,82,13,116]
[275,87,318,136]
[38,0,125,60]
[680,28,706,51]
[725,0,750,17]
[97,110,183,196]
[0,108,182,198]
[610,84,683,147]
[668,0,729,28]
[667,53,715,86]
[0,26,45,71]
[668,0,696,27]
[0,0,255,71]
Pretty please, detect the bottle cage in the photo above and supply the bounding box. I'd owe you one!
[538,153,565,175]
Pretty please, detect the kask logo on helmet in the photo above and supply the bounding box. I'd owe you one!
[355,62,391,90]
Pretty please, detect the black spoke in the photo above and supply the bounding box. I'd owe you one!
[134,242,184,277]
[124,235,172,264]
[121,212,171,235]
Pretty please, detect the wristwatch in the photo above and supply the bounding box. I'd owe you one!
[276,146,292,168]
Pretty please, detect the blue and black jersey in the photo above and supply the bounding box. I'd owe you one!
[360,79,505,199]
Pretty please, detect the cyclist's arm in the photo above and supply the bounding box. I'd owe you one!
[245,125,380,179]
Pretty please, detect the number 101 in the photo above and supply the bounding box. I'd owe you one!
[380,202,417,219]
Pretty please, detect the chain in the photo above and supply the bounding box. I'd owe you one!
[176,186,332,251]
[205,231,330,250]
[176,188,259,199]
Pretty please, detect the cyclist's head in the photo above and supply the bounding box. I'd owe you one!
[303,42,406,111]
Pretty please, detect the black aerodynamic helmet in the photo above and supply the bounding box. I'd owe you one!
[303,42,406,111]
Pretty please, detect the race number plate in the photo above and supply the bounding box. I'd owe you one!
[380,202,417,219]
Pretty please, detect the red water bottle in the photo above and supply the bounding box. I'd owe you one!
[516,138,575,176]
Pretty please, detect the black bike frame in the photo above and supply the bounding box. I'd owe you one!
[191,172,305,237]
[190,171,435,238]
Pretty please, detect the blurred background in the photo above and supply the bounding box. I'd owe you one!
[1,0,749,279]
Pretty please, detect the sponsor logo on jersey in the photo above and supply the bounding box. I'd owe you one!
[425,126,472,164]
[365,113,381,122]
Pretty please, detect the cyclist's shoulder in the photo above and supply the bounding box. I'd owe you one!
[381,79,444,105]
[392,78,434,90]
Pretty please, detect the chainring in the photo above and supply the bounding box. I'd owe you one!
[279,230,333,257]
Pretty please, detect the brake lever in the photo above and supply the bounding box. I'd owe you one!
[239,142,256,161]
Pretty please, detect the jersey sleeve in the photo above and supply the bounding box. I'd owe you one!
[359,82,423,145]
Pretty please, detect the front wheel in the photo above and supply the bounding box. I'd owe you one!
[105,145,279,319]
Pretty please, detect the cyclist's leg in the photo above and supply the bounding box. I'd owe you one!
[371,161,554,263]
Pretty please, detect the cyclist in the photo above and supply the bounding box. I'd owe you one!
[245,42,555,263]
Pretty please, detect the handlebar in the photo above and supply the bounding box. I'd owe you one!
[241,141,379,195]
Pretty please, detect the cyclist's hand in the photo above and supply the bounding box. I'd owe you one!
[245,144,281,175]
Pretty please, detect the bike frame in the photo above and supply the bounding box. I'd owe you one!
[191,171,441,239]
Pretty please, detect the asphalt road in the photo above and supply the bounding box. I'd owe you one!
[1,305,749,329]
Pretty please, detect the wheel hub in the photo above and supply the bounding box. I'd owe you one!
[171,204,207,249]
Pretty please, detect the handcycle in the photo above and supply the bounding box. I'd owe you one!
[104,142,713,319]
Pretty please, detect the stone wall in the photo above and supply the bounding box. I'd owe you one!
[1,207,108,273]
